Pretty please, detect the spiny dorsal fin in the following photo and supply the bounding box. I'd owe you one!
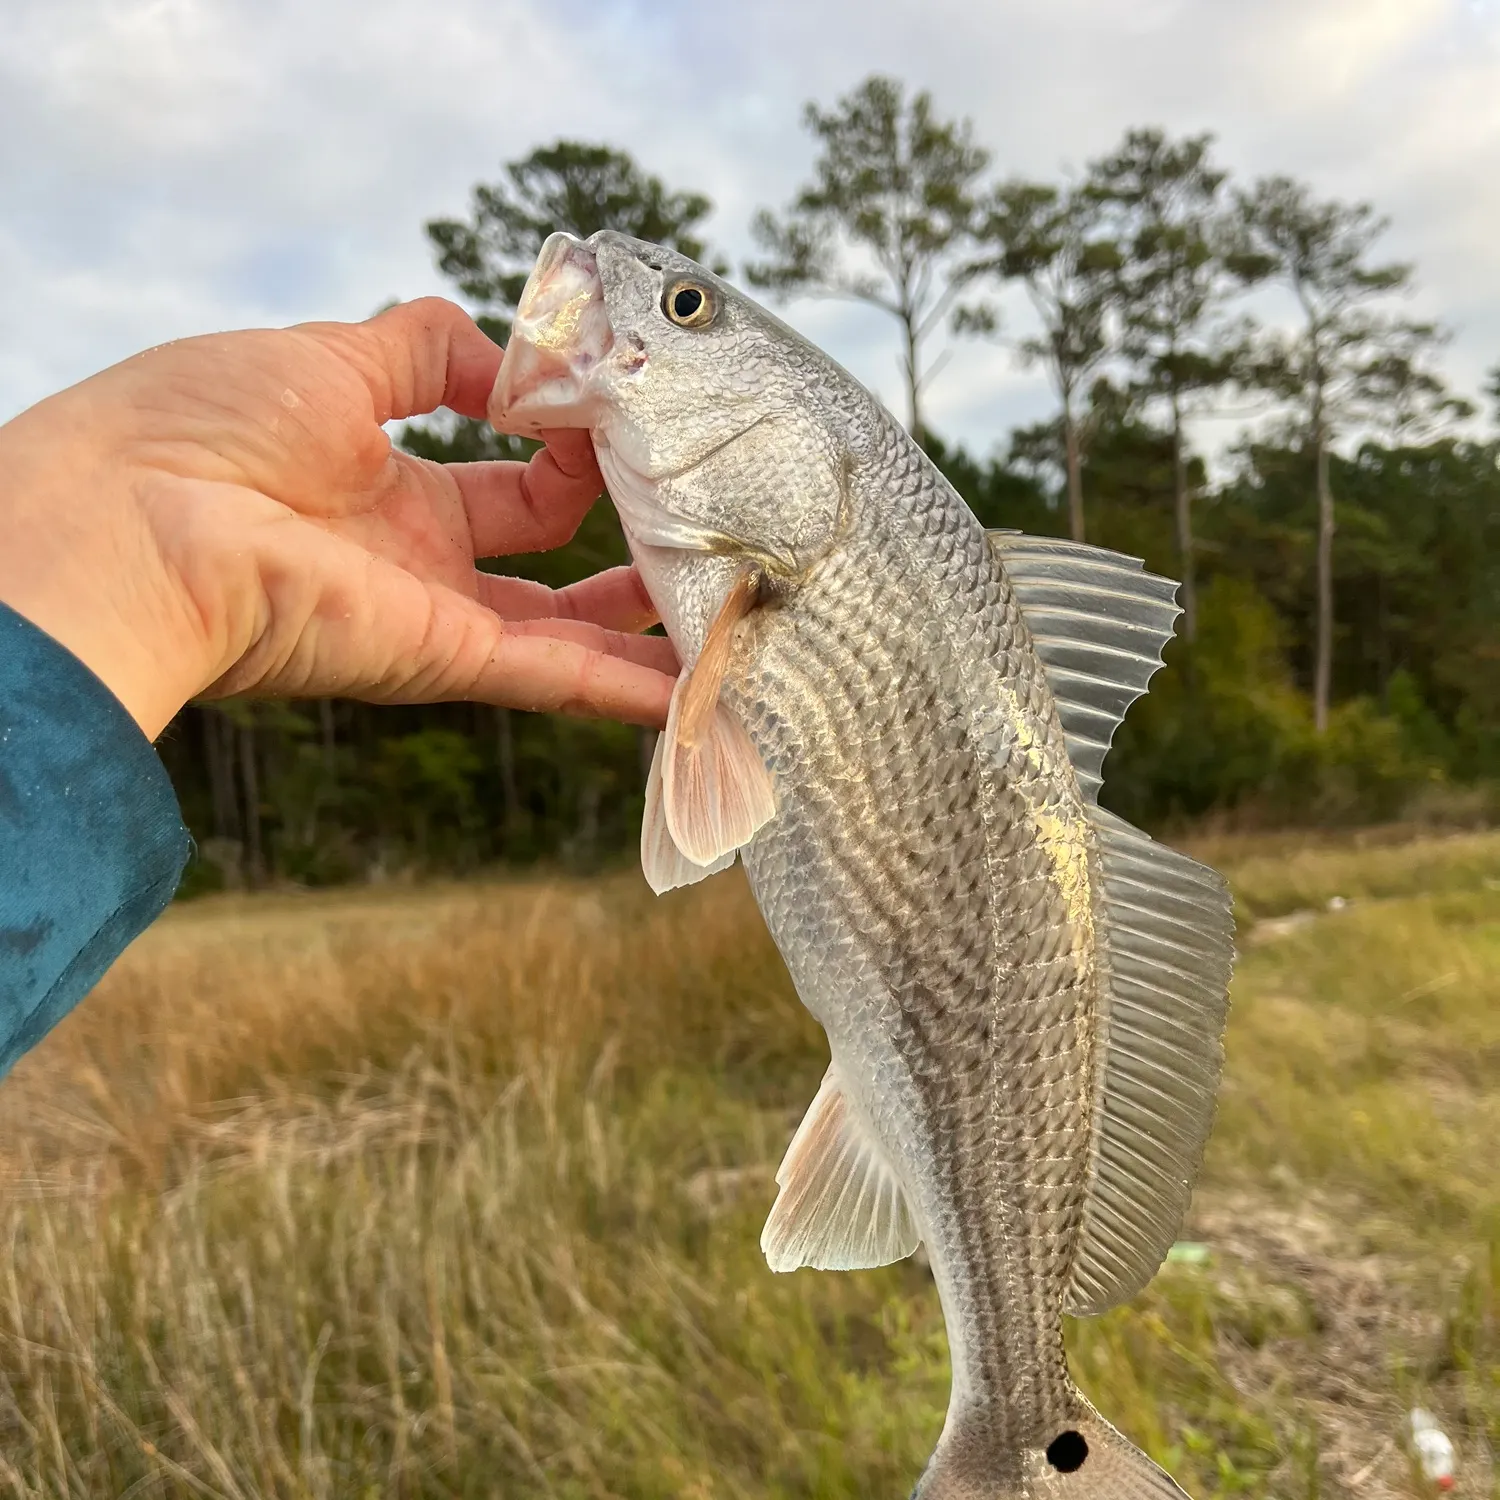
[987,531,1180,802]
[761,1063,920,1273]
[1065,807,1235,1316]
[640,732,737,894]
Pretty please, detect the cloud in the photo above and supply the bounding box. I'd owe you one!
[1,0,1496,455]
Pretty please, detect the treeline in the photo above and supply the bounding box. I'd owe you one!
[153,79,1500,892]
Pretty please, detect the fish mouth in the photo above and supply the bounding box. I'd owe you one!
[489,232,613,436]
[490,234,794,573]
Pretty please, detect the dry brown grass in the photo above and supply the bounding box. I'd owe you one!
[0,831,1493,1498]
[0,876,813,1190]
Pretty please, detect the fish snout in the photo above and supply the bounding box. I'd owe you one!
[489,232,613,436]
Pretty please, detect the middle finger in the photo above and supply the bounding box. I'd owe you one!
[500,616,679,675]
[477,565,664,637]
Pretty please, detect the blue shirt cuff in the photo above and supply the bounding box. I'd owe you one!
[0,602,191,1078]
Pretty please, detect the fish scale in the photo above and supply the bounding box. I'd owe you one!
[493,228,1234,1499]
[730,421,1096,1452]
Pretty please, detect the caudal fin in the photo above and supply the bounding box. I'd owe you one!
[913,1394,1191,1500]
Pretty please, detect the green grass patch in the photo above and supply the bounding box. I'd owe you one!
[0,830,1493,1497]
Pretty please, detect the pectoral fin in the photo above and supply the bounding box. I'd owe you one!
[660,570,775,867]
[640,732,737,894]
[761,1063,919,1273]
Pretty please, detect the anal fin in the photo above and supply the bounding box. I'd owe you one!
[761,1063,920,1273]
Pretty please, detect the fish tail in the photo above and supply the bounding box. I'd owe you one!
[913,1390,1191,1500]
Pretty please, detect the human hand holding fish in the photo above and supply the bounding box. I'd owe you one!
[0,296,678,743]
[492,231,1237,1499]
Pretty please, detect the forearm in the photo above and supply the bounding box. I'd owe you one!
[0,602,191,1078]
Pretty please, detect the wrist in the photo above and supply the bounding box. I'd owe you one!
[0,401,218,742]
[0,548,203,744]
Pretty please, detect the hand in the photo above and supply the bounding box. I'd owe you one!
[0,298,676,741]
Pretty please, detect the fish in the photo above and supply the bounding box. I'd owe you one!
[490,230,1236,1500]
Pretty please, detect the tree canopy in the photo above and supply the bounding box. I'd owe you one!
[969,180,1118,540]
[147,91,1498,893]
[746,76,992,445]
[426,139,721,345]
[1237,175,1469,729]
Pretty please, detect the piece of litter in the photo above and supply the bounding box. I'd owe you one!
[1409,1408,1456,1491]
[1165,1242,1211,1266]
[1246,910,1317,945]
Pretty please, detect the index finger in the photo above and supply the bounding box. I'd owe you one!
[304,297,503,425]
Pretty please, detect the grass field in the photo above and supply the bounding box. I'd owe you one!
[0,827,1495,1498]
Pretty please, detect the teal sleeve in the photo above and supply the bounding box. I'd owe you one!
[0,602,191,1079]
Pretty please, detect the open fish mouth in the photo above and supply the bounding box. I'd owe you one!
[490,235,770,560]
[489,232,613,435]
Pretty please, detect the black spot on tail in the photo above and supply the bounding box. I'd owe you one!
[1046,1430,1089,1473]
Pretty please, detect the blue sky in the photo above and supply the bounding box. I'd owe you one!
[3,0,1498,458]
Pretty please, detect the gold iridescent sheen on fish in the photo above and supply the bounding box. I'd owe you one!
[490,231,1236,1500]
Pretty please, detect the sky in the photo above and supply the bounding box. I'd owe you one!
[3,0,1499,458]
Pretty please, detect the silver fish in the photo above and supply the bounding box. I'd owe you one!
[491,231,1236,1500]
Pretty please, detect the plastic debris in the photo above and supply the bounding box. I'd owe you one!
[1165,1242,1211,1266]
[1409,1408,1456,1491]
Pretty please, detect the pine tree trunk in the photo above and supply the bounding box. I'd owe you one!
[577,778,601,866]
[319,699,337,779]
[1171,393,1196,643]
[239,717,265,889]
[1375,574,1391,709]
[1063,393,1085,543]
[903,314,923,447]
[495,707,520,845]
[203,708,239,843]
[301,698,334,848]
[1313,419,1335,735]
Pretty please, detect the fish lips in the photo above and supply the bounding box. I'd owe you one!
[489,232,614,437]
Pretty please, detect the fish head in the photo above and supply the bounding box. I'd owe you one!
[491,230,857,656]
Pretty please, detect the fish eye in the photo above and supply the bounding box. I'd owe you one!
[663,280,716,329]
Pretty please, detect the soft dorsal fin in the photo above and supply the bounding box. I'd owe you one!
[985,532,1233,1313]
[987,532,1180,802]
[640,732,737,894]
[1064,807,1235,1316]
[761,1063,920,1273]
